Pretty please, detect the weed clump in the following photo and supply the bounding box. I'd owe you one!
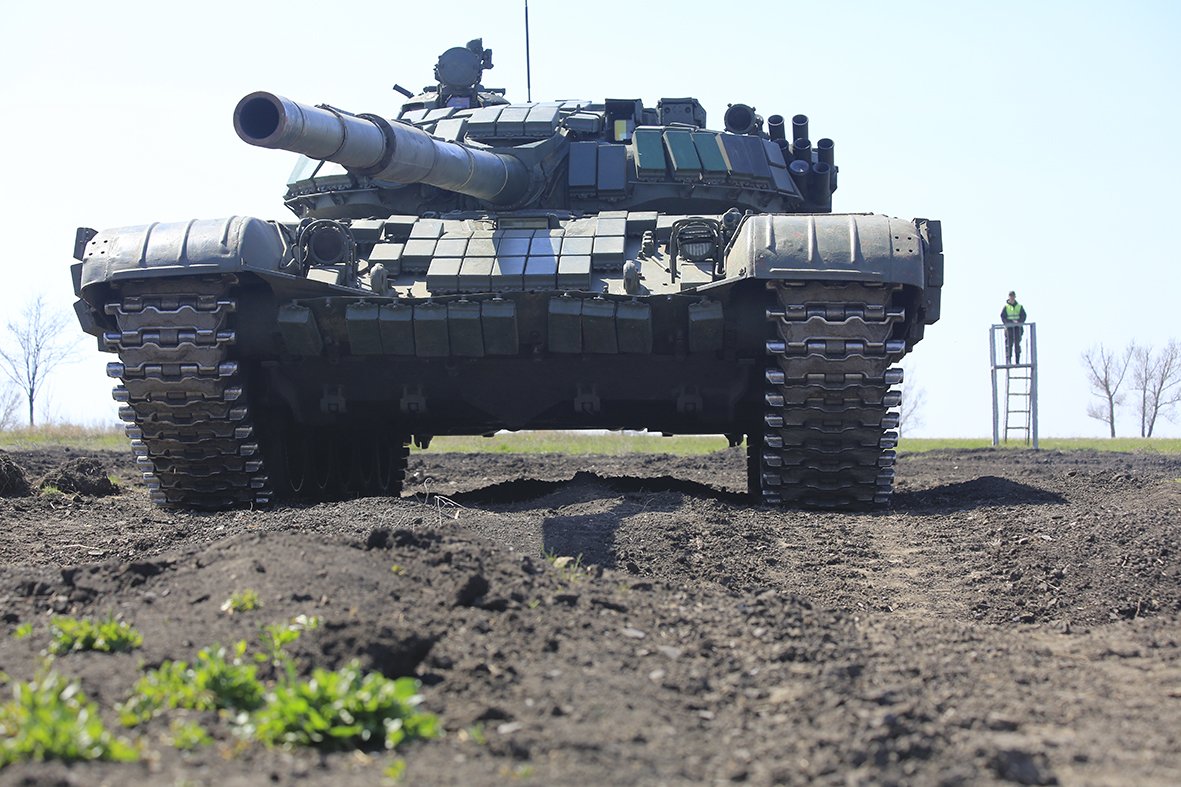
[544,550,591,584]
[119,641,264,726]
[167,719,213,750]
[247,664,438,750]
[5,614,438,770]
[0,670,137,767]
[120,615,437,751]
[221,589,262,615]
[49,615,143,655]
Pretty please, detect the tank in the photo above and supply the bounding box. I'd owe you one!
[70,39,943,509]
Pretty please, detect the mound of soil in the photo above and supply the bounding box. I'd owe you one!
[0,450,31,497]
[0,446,1179,785]
[39,457,119,497]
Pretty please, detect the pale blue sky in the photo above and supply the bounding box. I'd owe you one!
[1,0,1178,437]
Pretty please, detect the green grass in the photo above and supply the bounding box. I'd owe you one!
[48,616,143,655]
[543,550,590,584]
[897,437,1181,454]
[5,424,1179,457]
[0,425,124,451]
[424,431,1181,456]
[423,431,731,455]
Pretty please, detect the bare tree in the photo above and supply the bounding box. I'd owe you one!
[0,385,20,430]
[0,295,77,427]
[897,367,926,438]
[1130,341,1181,437]
[1082,343,1134,438]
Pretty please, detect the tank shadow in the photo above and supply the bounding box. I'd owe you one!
[445,470,749,507]
[540,509,627,570]
[893,476,1066,513]
[443,471,750,570]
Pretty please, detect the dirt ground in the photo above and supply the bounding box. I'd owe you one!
[0,445,1179,786]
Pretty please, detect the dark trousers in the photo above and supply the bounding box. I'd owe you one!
[1004,325,1024,364]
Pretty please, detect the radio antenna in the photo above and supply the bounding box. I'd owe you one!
[524,0,533,102]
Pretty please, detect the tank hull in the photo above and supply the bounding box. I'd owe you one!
[74,211,941,509]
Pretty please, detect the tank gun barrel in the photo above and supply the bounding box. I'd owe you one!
[233,92,531,204]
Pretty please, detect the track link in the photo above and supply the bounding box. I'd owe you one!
[756,282,906,508]
[105,278,272,509]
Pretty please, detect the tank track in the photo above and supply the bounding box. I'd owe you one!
[104,278,271,508]
[105,277,413,508]
[755,282,906,508]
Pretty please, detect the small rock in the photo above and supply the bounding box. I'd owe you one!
[621,627,646,639]
[989,748,1055,785]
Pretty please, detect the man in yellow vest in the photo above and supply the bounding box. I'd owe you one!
[1000,290,1027,364]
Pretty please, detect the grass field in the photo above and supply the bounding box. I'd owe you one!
[4,426,1179,456]
[0,425,127,452]
[429,434,1181,455]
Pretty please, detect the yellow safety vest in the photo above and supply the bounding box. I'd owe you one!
[1005,302,1023,322]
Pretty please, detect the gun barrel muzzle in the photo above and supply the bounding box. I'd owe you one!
[234,92,530,204]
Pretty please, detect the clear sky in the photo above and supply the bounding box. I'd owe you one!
[1,0,1179,437]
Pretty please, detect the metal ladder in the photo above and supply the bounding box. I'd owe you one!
[1003,367,1033,444]
[990,322,1038,448]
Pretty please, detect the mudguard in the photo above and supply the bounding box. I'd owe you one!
[77,216,288,293]
[729,213,927,288]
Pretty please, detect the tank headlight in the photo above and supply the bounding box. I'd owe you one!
[680,240,714,261]
[671,219,722,262]
[300,220,354,266]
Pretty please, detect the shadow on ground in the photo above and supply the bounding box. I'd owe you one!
[894,475,1067,512]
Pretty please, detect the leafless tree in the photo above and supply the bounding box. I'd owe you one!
[0,295,77,427]
[897,369,926,438]
[0,385,20,430]
[1082,343,1134,438]
[1130,341,1181,437]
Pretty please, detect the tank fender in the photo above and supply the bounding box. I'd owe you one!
[77,216,290,292]
[726,213,926,288]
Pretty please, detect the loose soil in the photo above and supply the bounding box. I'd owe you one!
[1,446,1179,785]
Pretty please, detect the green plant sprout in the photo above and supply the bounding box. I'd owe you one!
[221,589,262,614]
[48,615,143,655]
[0,670,138,767]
